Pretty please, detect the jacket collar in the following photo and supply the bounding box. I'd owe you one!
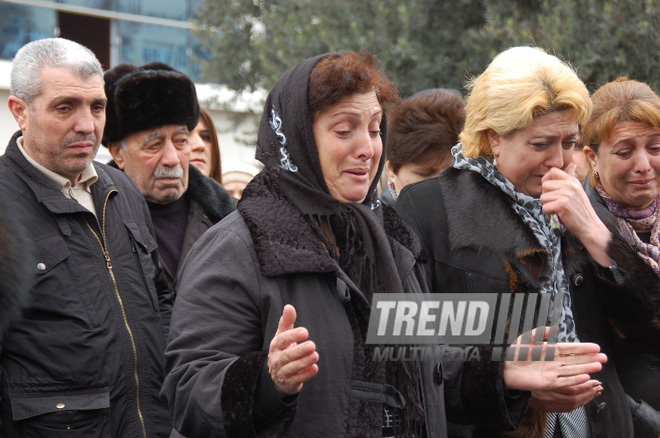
[440,167,591,280]
[441,167,543,257]
[5,131,117,216]
[186,165,236,222]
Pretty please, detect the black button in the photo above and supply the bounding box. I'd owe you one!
[572,274,584,287]
[435,362,443,385]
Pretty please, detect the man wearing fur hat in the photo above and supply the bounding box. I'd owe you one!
[103,62,235,289]
[0,38,172,436]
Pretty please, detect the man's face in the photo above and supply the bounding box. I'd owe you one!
[8,66,106,183]
[110,125,191,204]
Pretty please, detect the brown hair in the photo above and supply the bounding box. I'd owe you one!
[309,50,398,118]
[198,108,223,184]
[582,77,660,154]
[387,89,465,172]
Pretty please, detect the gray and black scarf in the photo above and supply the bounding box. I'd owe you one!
[452,144,590,438]
[451,144,578,342]
[238,54,424,436]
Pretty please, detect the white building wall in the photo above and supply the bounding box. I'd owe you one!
[0,60,16,149]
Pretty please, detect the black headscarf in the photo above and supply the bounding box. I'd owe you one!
[238,54,405,298]
[237,53,424,435]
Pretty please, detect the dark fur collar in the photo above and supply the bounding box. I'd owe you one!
[440,168,542,256]
[238,170,422,277]
[439,167,591,278]
[186,165,235,222]
[382,203,424,262]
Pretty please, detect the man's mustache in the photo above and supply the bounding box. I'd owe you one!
[154,166,184,179]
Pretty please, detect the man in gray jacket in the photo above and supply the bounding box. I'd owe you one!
[0,38,172,437]
[103,63,235,289]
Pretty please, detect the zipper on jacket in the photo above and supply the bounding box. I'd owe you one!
[86,190,148,438]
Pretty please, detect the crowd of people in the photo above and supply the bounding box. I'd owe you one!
[0,37,658,438]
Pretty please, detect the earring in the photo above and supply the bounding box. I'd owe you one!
[493,157,497,167]
[387,179,398,201]
[592,170,599,179]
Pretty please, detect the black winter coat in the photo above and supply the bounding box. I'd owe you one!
[106,162,236,290]
[163,211,449,437]
[160,166,235,289]
[0,131,173,437]
[584,180,660,437]
[395,167,660,438]
[163,208,529,437]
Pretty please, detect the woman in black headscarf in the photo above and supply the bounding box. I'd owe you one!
[162,51,606,438]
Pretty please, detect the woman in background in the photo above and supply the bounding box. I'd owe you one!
[582,77,660,437]
[382,88,465,205]
[221,161,261,200]
[190,107,223,184]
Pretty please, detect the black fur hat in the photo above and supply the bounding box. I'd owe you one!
[103,62,200,145]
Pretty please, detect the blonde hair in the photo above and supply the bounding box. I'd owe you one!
[460,46,592,159]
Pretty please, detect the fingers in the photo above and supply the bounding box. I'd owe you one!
[268,340,319,397]
[530,380,602,412]
[277,304,297,335]
[553,373,592,389]
[268,305,319,397]
[553,345,606,381]
[556,360,604,378]
[553,379,601,395]
[515,326,549,346]
[541,166,575,183]
[274,342,319,380]
[565,163,578,178]
[282,362,319,390]
[270,327,309,353]
[556,342,603,357]
[271,339,316,371]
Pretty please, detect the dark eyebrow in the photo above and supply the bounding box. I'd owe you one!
[613,133,660,147]
[48,96,80,109]
[49,96,107,109]
[92,98,108,107]
[530,130,580,141]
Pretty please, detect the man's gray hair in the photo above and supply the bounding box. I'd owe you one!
[10,38,103,105]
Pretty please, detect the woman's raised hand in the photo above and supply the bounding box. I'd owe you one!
[503,327,607,393]
[267,304,319,398]
[541,164,612,266]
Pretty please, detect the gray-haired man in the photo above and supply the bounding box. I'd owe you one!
[0,38,172,437]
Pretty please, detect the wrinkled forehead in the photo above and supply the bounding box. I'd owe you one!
[124,124,189,146]
[34,67,105,100]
